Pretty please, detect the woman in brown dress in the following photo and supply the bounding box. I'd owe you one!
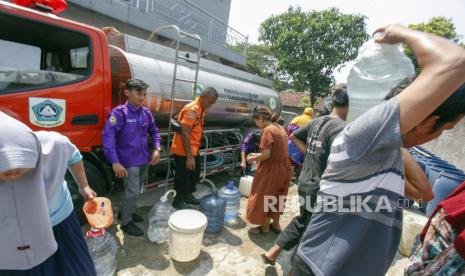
[246,106,292,234]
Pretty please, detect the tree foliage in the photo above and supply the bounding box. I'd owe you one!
[259,6,369,105]
[409,17,459,41]
[406,17,461,73]
[244,44,275,78]
[244,44,291,91]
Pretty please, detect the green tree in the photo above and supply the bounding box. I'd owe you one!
[406,17,461,73]
[241,43,292,91]
[259,7,369,105]
[244,44,275,78]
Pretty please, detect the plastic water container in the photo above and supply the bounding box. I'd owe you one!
[218,180,241,222]
[199,179,226,233]
[399,210,428,256]
[426,172,465,216]
[251,161,257,171]
[417,161,427,172]
[347,38,415,122]
[147,189,177,244]
[83,197,114,229]
[416,146,434,156]
[428,166,463,187]
[426,159,452,168]
[239,175,254,197]
[425,160,453,178]
[85,228,118,276]
[168,209,207,262]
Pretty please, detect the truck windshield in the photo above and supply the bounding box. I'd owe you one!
[0,12,91,94]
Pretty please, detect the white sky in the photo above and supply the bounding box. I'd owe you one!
[229,0,465,83]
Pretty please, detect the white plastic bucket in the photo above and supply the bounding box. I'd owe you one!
[168,209,207,262]
[239,175,254,197]
[399,210,428,256]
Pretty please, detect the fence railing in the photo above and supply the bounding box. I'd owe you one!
[127,0,248,55]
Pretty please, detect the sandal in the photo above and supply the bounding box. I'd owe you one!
[261,253,276,266]
[270,225,282,234]
[248,226,269,234]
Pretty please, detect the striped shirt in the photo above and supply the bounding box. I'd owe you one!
[297,98,404,276]
[294,116,346,196]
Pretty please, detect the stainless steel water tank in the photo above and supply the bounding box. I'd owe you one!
[109,34,281,128]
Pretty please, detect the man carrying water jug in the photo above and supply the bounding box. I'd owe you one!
[262,84,349,266]
[170,87,218,210]
[292,24,465,276]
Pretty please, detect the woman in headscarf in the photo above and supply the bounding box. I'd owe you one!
[0,112,97,275]
[246,106,292,234]
[287,107,313,179]
[288,107,313,131]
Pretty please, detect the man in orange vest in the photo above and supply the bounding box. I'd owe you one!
[171,87,218,209]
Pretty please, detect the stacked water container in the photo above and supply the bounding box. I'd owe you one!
[408,146,465,216]
[83,198,117,276]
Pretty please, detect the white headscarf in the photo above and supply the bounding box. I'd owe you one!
[0,112,57,270]
[0,116,38,172]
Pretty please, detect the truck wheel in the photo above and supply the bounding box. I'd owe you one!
[67,160,107,224]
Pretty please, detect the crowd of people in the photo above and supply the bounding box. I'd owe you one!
[282,24,465,275]
[2,24,465,275]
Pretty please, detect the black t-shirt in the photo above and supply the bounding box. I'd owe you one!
[294,115,346,196]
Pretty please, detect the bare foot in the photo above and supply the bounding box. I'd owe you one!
[248,226,269,234]
[265,244,281,262]
[270,221,282,234]
[261,253,276,265]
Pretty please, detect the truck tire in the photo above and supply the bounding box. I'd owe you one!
[67,160,107,224]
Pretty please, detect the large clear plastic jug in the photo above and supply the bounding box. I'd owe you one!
[217,180,241,222]
[347,38,414,122]
[85,228,118,276]
[147,189,177,244]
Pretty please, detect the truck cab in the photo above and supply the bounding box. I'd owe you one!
[0,1,281,221]
[0,1,113,212]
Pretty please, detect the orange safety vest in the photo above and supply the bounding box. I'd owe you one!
[170,98,205,156]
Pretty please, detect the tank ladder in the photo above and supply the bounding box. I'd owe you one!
[147,25,201,192]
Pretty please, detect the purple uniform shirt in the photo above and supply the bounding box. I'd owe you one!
[241,131,259,154]
[103,101,161,168]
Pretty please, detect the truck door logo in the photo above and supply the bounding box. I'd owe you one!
[29,97,66,128]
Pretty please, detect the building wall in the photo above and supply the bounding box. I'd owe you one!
[62,3,149,39]
[281,105,303,126]
[60,2,240,64]
[422,119,465,171]
[64,0,246,66]
[282,105,304,116]
[129,0,231,44]
[190,0,231,26]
